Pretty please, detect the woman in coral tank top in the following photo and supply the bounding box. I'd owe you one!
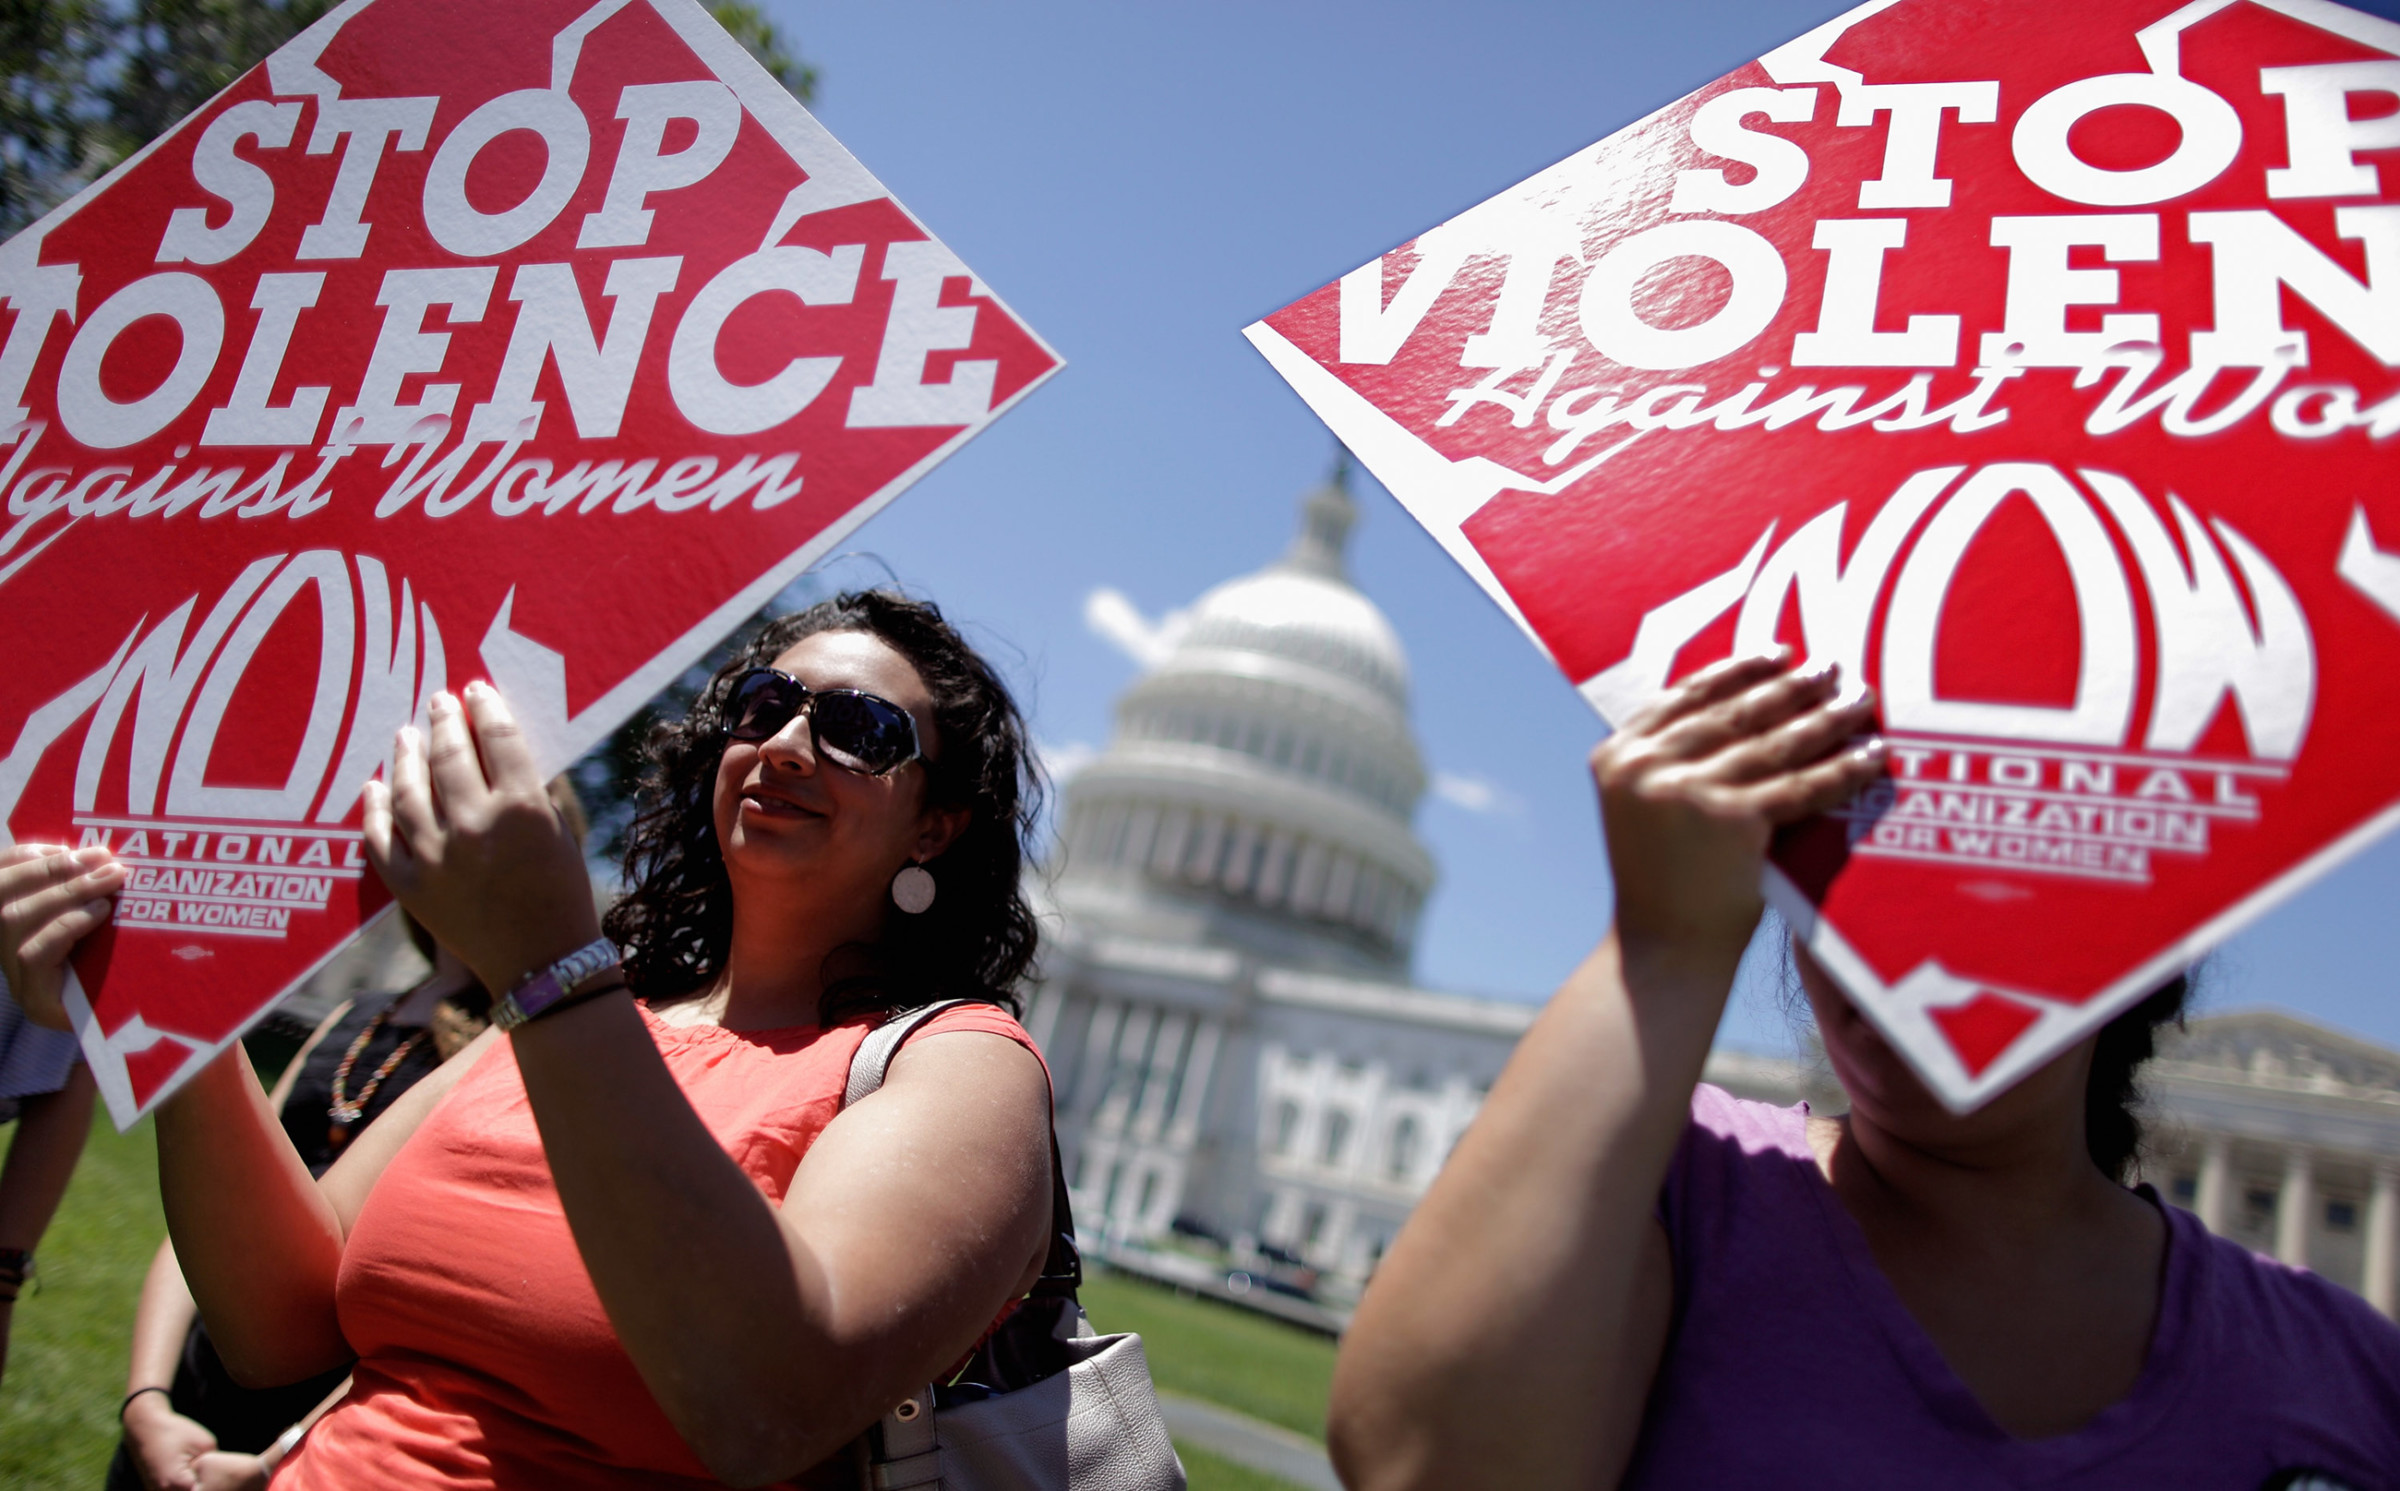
[7,591,1059,1488]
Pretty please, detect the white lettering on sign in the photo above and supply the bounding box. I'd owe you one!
[1837,81,1998,210]
[579,81,741,250]
[55,274,227,449]
[2261,61,2400,200]
[1793,218,1959,366]
[1834,738,2283,887]
[296,96,438,260]
[203,272,331,447]
[1579,219,1788,371]
[2189,207,2400,366]
[74,555,281,817]
[468,256,683,441]
[319,555,442,823]
[1336,233,1474,366]
[66,552,444,834]
[1586,459,2316,769]
[1669,87,1818,215]
[669,245,864,435]
[2079,469,2314,760]
[421,89,592,259]
[1983,215,2160,369]
[333,267,497,444]
[80,813,364,942]
[1732,464,1961,681]
[2011,71,2243,206]
[155,100,304,266]
[847,239,1000,427]
[1882,462,2137,746]
[167,549,354,822]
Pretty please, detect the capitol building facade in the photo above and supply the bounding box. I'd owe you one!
[1025,468,2400,1320]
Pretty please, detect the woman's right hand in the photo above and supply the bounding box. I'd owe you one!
[0,843,125,1029]
[122,1391,219,1491]
[1591,649,1883,972]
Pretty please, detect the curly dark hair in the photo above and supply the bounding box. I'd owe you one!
[2087,971,2191,1184]
[601,590,1042,1021]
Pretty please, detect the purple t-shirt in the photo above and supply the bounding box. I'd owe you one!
[1623,1085,2400,1490]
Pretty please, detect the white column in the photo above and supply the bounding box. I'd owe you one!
[1130,1012,1189,1143]
[1167,1018,1222,1147]
[2366,1165,2399,1320]
[2194,1135,2232,1235]
[2275,1147,2315,1268]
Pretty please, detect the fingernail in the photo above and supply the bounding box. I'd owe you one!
[398,724,421,749]
[1856,735,1888,757]
[75,845,111,866]
[431,691,458,714]
[463,679,490,699]
[1799,658,1840,687]
[1831,680,1872,710]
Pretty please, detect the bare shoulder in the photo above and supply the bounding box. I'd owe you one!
[881,1027,1050,1112]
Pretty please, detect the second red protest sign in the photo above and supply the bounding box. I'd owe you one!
[0,0,1058,1124]
[1252,0,2400,1109]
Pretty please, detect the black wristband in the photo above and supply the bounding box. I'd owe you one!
[120,1385,172,1422]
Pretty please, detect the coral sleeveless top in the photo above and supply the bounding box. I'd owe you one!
[275,1000,1044,1490]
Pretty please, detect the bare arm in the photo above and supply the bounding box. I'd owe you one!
[1328,652,1883,1490]
[364,685,1053,1486]
[156,1028,495,1388]
[120,1240,220,1491]
[122,998,349,1432]
[518,1011,1050,1484]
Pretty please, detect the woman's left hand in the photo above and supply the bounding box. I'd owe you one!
[362,684,598,997]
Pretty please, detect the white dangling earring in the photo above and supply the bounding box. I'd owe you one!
[891,861,937,914]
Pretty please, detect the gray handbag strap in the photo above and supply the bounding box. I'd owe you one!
[845,998,973,1107]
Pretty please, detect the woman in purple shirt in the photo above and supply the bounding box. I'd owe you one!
[1331,650,2400,1490]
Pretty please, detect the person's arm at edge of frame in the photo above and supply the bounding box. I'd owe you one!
[1325,650,1884,1491]
[121,997,352,1485]
[0,853,489,1391]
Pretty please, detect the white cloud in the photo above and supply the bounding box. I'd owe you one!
[1432,770,1521,816]
[1084,587,1190,669]
[1038,738,1100,786]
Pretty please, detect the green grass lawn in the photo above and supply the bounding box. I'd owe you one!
[0,1110,166,1490]
[1176,1438,1315,1491]
[0,1111,1340,1491]
[1079,1270,1338,1444]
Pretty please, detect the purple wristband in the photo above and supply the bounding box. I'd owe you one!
[493,938,620,1031]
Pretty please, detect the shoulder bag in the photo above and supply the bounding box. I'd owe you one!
[845,999,1186,1491]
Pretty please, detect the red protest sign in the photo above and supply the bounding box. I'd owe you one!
[1250,0,2400,1109]
[0,0,1058,1125]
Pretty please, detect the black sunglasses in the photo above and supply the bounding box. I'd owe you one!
[723,668,923,776]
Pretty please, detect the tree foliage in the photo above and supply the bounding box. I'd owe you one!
[0,0,816,236]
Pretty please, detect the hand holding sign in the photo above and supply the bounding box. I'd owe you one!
[1596,652,1887,976]
[0,845,127,1030]
[362,685,600,1000]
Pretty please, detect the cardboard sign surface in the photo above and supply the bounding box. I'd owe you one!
[1250,0,2400,1109]
[0,0,1058,1124]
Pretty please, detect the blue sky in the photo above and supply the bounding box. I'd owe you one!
[768,0,2400,1056]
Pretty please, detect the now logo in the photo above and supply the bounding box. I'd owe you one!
[1582,461,2316,761]
[0,551,444,840]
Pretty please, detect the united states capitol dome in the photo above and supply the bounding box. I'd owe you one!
[1052,465,1435,976]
